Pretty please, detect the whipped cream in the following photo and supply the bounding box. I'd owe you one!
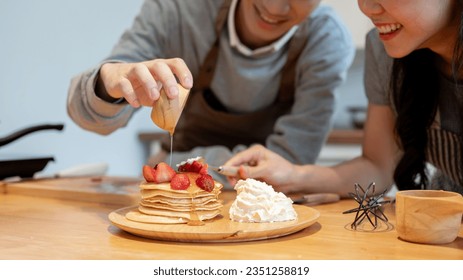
[229,179,297,223]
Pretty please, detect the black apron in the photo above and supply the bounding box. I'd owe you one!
[162,0,309,151]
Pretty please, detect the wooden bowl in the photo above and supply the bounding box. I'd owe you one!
[395,190,463,244]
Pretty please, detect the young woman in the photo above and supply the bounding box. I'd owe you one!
[224,0,463,196]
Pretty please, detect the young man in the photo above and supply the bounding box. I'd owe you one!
[67,0,354,181]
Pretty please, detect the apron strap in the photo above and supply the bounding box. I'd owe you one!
[278,23,309,103]
[195,0,232,91]
[196,0,309,102]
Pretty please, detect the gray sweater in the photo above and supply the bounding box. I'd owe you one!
[67,0,355,169]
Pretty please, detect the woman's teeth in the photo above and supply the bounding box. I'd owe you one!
[377,23,402,34]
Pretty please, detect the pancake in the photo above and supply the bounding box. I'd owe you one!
[141,195,217,205]
[139,200,223,212]
[138,205,221,220]
[125,208,189,224]
[126,160,223,225]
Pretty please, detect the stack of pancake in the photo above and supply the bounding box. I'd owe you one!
[126,174,223,225]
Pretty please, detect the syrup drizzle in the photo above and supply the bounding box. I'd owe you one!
[187,180,205,226]
[167,132,208,226]
[169,133,173,167]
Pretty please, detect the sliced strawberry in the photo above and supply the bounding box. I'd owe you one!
[142,165,156,182]
[199,163,209,175]
[192,161,205,172]
[177,162,191,172]
[170,173,190,190]
[152,162,176,183]
[178,160,208,174]
[196,174,215,192]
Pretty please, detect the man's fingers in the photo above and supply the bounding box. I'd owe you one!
[102,59,193,107]
[131,64,159,101]
[167,58,193,89]
[119,78,140,107]
[150,61,179,99]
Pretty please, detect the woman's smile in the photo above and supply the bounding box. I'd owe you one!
[375,23,403,41]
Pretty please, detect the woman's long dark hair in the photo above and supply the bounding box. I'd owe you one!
[391,3,463,190]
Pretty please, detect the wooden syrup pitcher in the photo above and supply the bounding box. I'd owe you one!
[151,84,190,135]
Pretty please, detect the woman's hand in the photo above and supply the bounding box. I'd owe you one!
[224,144,298,192]
[97,58,193,107]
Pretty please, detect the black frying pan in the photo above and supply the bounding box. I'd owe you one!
[0,124,64,179]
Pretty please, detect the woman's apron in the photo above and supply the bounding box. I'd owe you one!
[162,0,309,152]
[427,128,463,194]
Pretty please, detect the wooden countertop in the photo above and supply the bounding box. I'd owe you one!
[1,177,462,260]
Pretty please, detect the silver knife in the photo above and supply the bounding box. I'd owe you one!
[292,193,340,206]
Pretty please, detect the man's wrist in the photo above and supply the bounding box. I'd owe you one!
[95,72,126,104]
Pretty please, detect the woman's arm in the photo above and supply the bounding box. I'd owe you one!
[225,104,401,197]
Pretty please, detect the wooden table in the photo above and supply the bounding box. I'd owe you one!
[0,177,462,260]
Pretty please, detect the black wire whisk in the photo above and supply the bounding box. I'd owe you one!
[342,182,391,230]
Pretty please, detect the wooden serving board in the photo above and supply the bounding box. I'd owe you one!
[2,176,141,205]
[109,202,320,242]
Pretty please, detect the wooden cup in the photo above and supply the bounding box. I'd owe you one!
[395,190,463,244]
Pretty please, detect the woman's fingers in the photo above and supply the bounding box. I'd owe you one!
[225,145,265,167]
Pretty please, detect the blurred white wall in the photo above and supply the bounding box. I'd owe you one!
[0,0,371,178]
[324,0,373,48]
[0,0,149,177]
[323,0,372,128]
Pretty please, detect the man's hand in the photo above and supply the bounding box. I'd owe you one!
[98,58,193,107]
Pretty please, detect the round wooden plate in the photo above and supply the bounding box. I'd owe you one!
[109,202,320,242]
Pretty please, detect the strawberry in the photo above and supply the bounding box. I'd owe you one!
[142,165,156,182]
[177,163,189,172]
[196,174,215,192]
[199,163,209,175]
[178,159,208,174]
[143,162,176,183]
[152,162,176,183]
[170,173,190,190]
